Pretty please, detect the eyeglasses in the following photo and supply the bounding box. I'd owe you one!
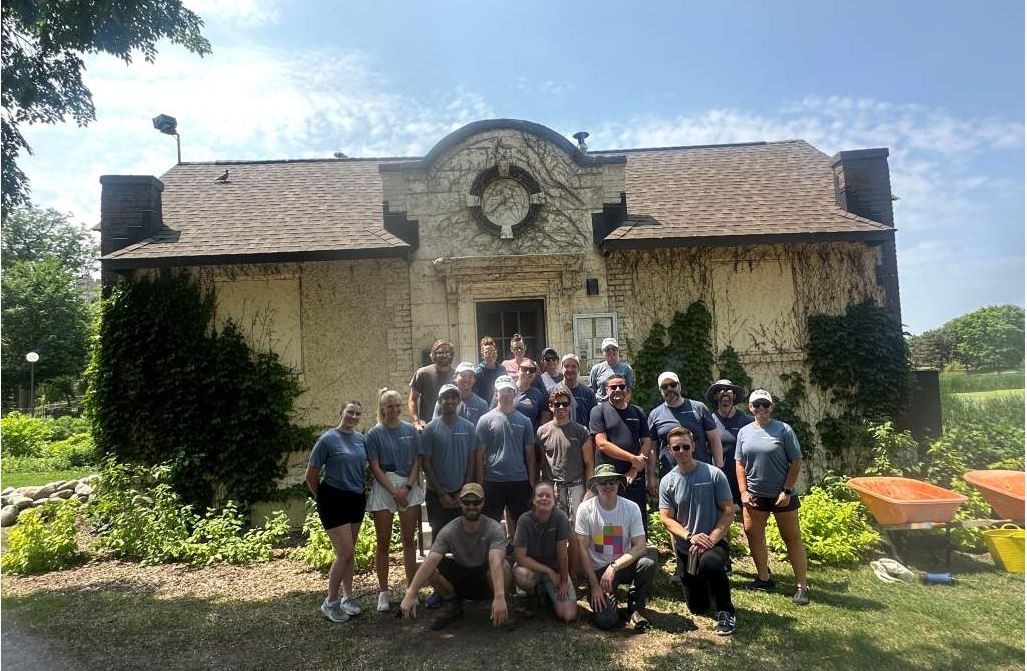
[608,384,626,391]
[512,346,525,353]
[520,367,537,374]
[752,400,772,408]
[436,349,454,356]
[670,444,693,452]
[551,401,570,408]
[660,381,679,390]
[543,356,558,361]
[460,498,483,506]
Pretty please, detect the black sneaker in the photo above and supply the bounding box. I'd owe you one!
[793,585,810,606]
[747,575,775,591]
[714,610,736,636]
[628,609,652,633]
[430,600,464,630]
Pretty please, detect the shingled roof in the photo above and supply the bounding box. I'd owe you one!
[100,134,891,265]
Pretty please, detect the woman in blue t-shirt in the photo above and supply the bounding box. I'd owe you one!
[366,388,424,613]
[306,399,368,623]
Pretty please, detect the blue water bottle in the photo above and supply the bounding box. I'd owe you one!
[920,572,957,585]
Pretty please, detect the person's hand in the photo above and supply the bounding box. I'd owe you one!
[441,492,459,509]
[625,468,640,484]
[630,453,647,471]
[556,573,570,600]
[400,593,418,619]
[491,595,508,626]
[690,532,714,551]
[741,491,756,508]
[647,476,659,497]
[589,584,607,612]
[775,491,792,508]
[600,564,616,593]
[413,419,426,431]
[714,456,725,469]
[394,486,409,509]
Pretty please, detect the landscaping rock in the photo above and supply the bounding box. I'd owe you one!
[1,495,9,507]
[74,483,93,497]
[1,505,20,526]
[32,483,58,500]
[80,474,98,485]
[2,486,13,496]
[52,481,67,491]
[63,479,80,491]
[52,489,74,500]
[31,498,50,508]
[9,495,34,511]
[17,486,40,499]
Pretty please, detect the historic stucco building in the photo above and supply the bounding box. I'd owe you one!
[99,119,901,472]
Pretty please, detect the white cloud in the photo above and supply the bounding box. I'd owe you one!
[182,0,281,26]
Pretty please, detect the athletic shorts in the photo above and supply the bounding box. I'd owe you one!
[749,494,801,513]
[439,557,494,600]
[316,482,366,530]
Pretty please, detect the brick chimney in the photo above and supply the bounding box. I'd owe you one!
[831,149,901,319]
[99,175,164,257]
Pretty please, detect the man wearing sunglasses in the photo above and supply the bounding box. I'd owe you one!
[658,427,736,636]
[409,339,455,431]
[560,353,597,427]
[588,374,656,535]
[587,337,635,403]
[538,346,563,392]
[538,386,594,553]
[648,371,724,477]
[498,358,550,434]
[400,483,512,629]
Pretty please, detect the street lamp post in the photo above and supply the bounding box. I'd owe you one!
[25,351,39,416]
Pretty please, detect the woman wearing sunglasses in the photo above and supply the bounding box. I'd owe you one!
[735,389,809,606]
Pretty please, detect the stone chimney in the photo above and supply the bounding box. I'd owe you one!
[99,175,164,257]
[831,149,901,319]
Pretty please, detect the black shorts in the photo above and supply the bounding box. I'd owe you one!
[316,482,366,530]
[438,557,493,600]
[483,480,532,524]
[749,494,801,513]
[425,488,462,537]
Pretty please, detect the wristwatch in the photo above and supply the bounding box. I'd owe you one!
[783,487,795,496]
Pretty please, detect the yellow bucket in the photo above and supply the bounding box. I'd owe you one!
[982,524,1025,573]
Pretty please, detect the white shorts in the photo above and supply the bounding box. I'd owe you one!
[366,471,425,513]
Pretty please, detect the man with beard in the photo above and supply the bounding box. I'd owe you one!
[705,379,752,506]
[648,371,723,477]
[474,337,504,401]
[561,353,597,427]
[588,374,656,534]
[433,361,489,427]
[408,339,455,430]
[399,483,512,629]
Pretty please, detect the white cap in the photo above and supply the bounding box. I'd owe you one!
[561,353,579,366]
[657,371,680,387]
[437,383,460,399]
[600,337,619,351]
[749,389,773,404]
[454,361,476,375]
[495,375,517,392]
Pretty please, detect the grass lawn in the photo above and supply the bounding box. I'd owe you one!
[949,389,1026,401]
[1,468,94,490]
[2,551,1022,671]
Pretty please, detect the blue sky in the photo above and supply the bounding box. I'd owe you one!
[19,0,1025,333]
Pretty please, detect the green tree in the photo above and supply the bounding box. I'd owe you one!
[2,205,97,274]
[2,0,210,212]
[1,258,91,410]
[908,326,955,370]
[948,305,1025,372]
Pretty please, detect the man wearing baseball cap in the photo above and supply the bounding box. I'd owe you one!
[648,371,724,477]
[432,361,489,426]
[421,384,479,546]
[561,353,597,427]
[587,337,635,403]
[400,483,512,629]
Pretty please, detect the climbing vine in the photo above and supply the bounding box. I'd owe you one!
[632,301,714,410]
[716,346,752,392]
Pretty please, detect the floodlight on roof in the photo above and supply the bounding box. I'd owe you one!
[152,114,181,163]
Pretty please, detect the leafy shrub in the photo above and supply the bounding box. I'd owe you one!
[1,411,53,457]
[45,432,96,467]
[765,487,879,565]
[2,454,71,473]
[864,422,922,478]
[647,508,671,549]
[939,370,1025,395]
[1,498,85,574]
[926,423,1026,488]
[184,504,290,565]
[293,499,389,572]
[49,414,90,441]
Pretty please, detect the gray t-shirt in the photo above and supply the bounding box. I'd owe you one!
[587,360,635,402]
[410,364,454,423]
[712,410,753,460]
[648,400,718,467]
[365,422,420,477]
[736,420,803,498]
[537,420,590,484]
[432,392,489,427]
[514,508,571,570]
[476,408,534,482]
[308,429,366,493]
[420,416,477,493]
[659,462,732,553]
[431,515,507,568]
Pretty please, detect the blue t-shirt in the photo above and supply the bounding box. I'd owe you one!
[476,408,534,482]
[365,422,421,477]
[587,360,635,402]
[433,392,489,427]
[659,462,732,552]
[308,428,366,493]
[420,416,478,493]
[648,400,718,469]
[589,402,650,475]
[566,382,597,427]
[473,362,504,402]
[736,420,803,498]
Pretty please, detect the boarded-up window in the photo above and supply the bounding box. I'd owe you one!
[712,260,798,356]
[214,278,302,372]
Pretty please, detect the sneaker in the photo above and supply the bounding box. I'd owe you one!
[376,591,390,613]
[714,610,735,636]
[747,574,775,591]
[320,598,349,623]
[425,591,445,609]
[340,596,361,616]
[430,600,464,630]
[628,609,652,633]
[792,585,810,606]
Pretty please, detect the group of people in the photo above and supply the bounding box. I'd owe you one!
[306,336,809,636]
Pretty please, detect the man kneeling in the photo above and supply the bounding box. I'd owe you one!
[399,483,512,629]
[658,427,737,635]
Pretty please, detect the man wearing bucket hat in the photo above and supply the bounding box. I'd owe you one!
[433,361,489,426]
[399,483,513,629]
[648,371,723,477]
[587,337,635,403]
[574,463,656,632]
[705,379,752,506]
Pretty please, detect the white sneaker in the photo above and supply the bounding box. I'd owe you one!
[320,598,349,623]
[376,591,390,612]
[340,596,361,616]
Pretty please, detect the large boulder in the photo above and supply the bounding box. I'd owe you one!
[32,483,58,500]
[9,495,34,511]
[2,486,14,496]
[62,480,79,492]
[0,505,20,526]
[51,489,74,500]
[16,486,40,500]
[74,483,93,497]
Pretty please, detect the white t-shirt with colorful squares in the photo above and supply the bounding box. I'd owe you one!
[574,495,645,570]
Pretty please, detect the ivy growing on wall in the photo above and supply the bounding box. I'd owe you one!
[716,346,752,392]
[770,372,816,458]
[631,301,714,410]
[85,271,306,511]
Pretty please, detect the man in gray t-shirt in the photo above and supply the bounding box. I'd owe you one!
[400,483,512,629]
[408,339,455,430]
[421,384,478,538]
[658,426,736,634]
[587,338,635,403]
[475,375,536,530]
